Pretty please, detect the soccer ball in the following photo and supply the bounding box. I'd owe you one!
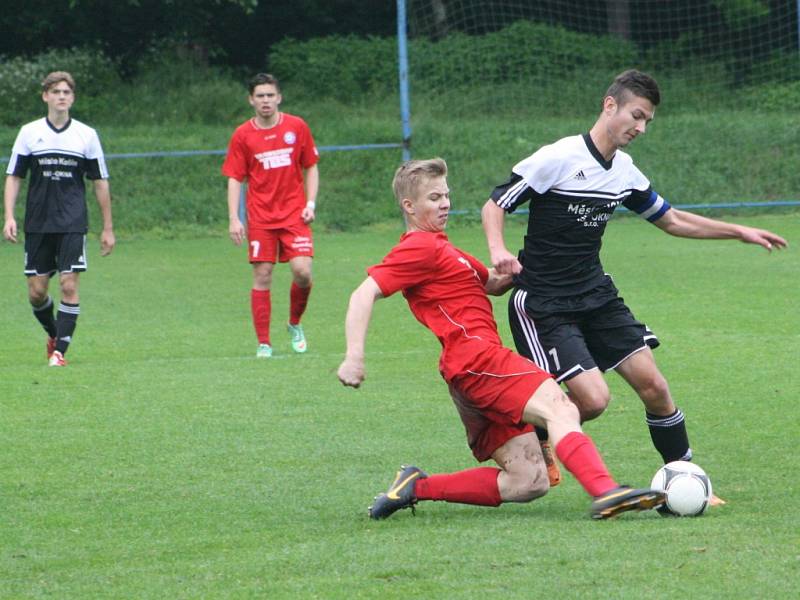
[650,461,712,516]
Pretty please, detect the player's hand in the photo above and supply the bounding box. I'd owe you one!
[740,226,787,252]
[337,358,365,388]
[301,206,315,224]
[3,218,17,243]
[490,247,522,275]
[229,218,245,246]
[100,229,115,256]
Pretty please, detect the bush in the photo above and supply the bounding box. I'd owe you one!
[270,20,637,107]
[741,79,800,112]
[0,48,120,125]
[270,35,398,102]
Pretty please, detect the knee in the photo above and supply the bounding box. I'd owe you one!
[28,288,48,306]
[253,270,273,289]
[293,270,312,288]
[571,389,610,422]
[60,281,78,299]
[636,374,672,409]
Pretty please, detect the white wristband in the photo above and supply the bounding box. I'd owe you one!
[306,201,316,210]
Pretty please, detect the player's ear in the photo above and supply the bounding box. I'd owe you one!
[401,197,415,215]
[603,95,617,115]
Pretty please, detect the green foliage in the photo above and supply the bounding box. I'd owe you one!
[0,48,120,126]
[1,218,798,597]
[423,19,635,85]
[271,35,398,102]
[270,19,798,116]
[741,79,800,112]
[272,20,637,105]
[711,0,770,27]
[3,105,798,236]
[1,38,798,235]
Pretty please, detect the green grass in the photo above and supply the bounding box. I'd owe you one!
[1,214,797,598]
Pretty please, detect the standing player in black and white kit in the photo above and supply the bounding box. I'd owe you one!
[482,70,786,504]
[3,71,115,366]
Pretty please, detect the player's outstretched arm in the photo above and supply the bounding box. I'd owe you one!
[227,177,246,245]
[93,179,115,256]
[338,276,384,388]
[481,199,522,274]
[655,208,787,252]
[3,175,22,243]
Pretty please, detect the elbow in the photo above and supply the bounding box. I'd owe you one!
[481,199,497,218]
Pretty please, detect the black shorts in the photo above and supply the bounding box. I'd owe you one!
[24,232,87,277]
[508,285,659,382]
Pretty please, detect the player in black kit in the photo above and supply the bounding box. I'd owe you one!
[3,71,115,366]
[482,70,786,504]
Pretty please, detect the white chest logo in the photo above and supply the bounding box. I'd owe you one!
[255,148,293,170]
[283,131,296,144]
[457,256,480,280]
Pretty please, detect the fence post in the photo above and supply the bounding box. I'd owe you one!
[397,0,412,161]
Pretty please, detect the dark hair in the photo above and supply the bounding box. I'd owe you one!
[248,73,280,95]
[604,69,660,108]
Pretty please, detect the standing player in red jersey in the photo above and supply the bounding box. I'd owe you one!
[337,158,665,520]
[222,73,319,358]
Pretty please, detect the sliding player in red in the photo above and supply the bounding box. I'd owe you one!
[337,158,665,520]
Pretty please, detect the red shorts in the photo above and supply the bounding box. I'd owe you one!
[248,223,313,263]
[447,344,553,462]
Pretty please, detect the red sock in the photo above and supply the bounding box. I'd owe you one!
[251,289,271,344]
[415,467,502,506]
[289,283,311,326]
[555,431,618,497]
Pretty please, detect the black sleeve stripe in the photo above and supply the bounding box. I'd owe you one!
[491,173,535,212]
[7,153,30,177]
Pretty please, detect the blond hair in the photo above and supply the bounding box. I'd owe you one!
[392,158,448,206]
[41,71,76,93]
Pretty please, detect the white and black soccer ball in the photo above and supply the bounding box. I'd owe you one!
[650,460,712,516]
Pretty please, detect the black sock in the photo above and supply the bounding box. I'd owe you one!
[646,408,692,463]
[32,296,57,338]
[55,302,80,355]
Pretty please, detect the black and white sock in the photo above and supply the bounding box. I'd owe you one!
[55,302,80,355]
[646,408,693,463]
[32,296,57,338]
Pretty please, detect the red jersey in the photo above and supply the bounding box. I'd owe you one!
[222,113,319,229]
[367,231,504,381]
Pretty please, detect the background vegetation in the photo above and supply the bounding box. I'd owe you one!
[2,32,799,234]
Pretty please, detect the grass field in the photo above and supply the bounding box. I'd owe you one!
[1,215,798,598]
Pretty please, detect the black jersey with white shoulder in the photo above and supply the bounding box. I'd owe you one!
[490,133,671,297]
[6,117,108,233]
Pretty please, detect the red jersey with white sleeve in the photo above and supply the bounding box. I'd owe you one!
[367,231,504,381]
[222,113,319,229]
